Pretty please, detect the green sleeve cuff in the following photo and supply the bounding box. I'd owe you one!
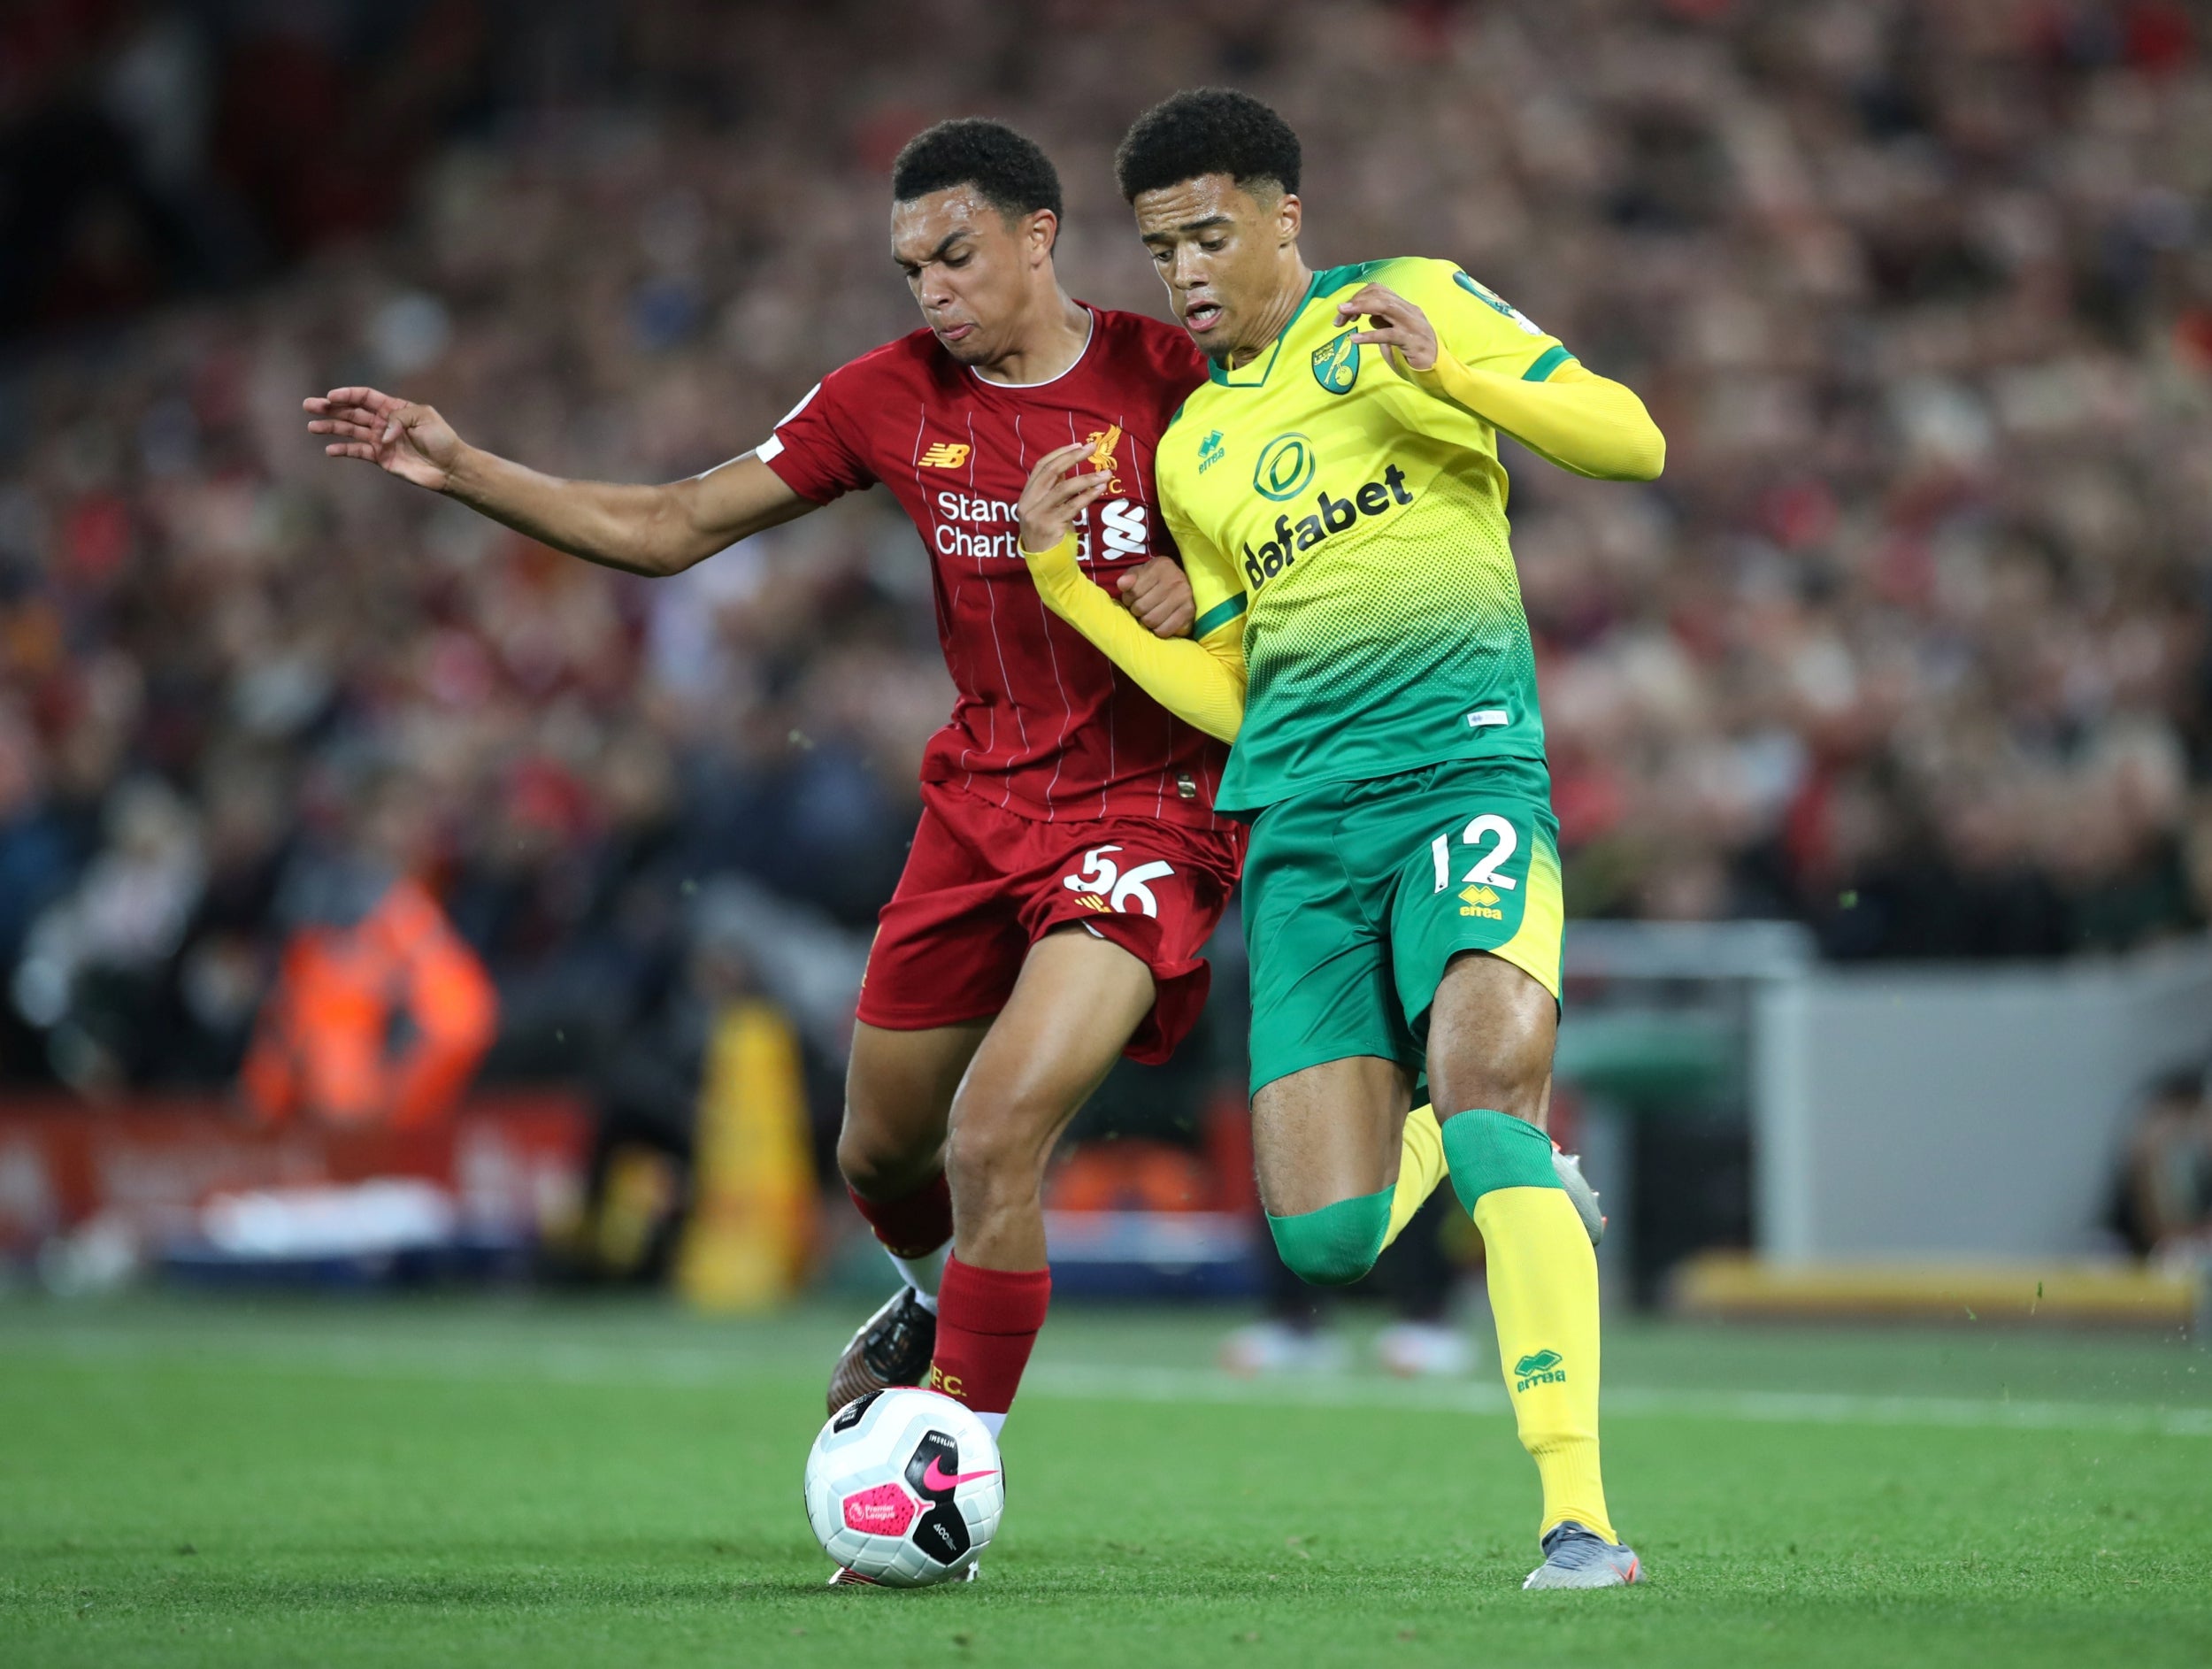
[1522,345,1573,382]
[1193,594,1248,638]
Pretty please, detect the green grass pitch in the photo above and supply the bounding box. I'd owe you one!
[2,1296,2208,1667]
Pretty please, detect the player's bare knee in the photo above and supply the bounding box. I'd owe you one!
[1429,951,1555,1121]
[833,1127,892,1196]
[835,1113,937,1200]
[1439,1055,1548,1124]
[943,1103,1050,1205]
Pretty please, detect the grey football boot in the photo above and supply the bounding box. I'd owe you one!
[1551,1145,1606,1246]
[1523,1521,1644,1589]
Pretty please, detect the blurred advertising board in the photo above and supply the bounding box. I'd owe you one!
[0,1093,588,1254]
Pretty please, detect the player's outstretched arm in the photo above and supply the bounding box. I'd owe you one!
[1337,284,1665,482]
[1016,445,1247,742]
[303,387,812,576]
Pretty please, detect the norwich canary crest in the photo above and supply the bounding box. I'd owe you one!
[1310,329,1360,395]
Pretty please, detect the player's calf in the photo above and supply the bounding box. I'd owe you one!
[928,1066,1073,1435]
[926,928,1158,1435]
[1251,1056,1416,1288]
[826,1020,987,1415]
[941,1091,1064,1270]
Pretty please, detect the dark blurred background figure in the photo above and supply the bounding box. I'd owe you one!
[240,765,495,1128]
[2109,1069,2212,1265]
[10,773,204,1094]
[549,904,819,1303]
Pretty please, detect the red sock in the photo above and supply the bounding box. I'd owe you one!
[845,1172,953,1258]
[928,1258,1051,1421]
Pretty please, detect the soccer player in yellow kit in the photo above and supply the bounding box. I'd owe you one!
[1016,90,1665,1589]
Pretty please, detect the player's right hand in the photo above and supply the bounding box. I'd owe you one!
[303,387,462,491]
[1119,558,1196,638]
[1016,442,1112,556]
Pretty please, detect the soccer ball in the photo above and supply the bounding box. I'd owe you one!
[803,1388,1003,1585]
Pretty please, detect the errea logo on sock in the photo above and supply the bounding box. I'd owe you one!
[1514,1350,1566,1392]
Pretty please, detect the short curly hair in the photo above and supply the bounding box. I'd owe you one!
[1114,88,1302,203]
[892,119,1063,226]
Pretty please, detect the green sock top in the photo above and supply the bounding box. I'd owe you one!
[1264,1186,1394,1287]
[1439,1110,1561,1216]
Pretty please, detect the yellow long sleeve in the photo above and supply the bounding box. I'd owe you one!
[1020,535,1248,742]
[1399,351,1665,482]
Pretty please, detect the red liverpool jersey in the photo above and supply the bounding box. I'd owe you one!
[757,306,1225,829]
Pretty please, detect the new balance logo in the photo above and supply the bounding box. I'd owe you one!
[1514,1350,1567,1391]
[918,442,972,468]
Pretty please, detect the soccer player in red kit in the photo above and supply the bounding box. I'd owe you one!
[305,122,1232,1470]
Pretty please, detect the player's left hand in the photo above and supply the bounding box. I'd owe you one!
[1118,558,1195,638]
[1337,283,1439,373]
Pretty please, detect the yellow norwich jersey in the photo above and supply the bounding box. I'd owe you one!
[1161,257,1574,816]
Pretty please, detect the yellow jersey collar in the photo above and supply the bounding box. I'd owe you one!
[1205,269,1326,389]
[1205,262,1394,388]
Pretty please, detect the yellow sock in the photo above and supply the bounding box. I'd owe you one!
[1381,1104,1448,1250]
[1473,1186,1615,1542]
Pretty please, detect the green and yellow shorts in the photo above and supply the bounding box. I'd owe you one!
[1240,756,1563,1096]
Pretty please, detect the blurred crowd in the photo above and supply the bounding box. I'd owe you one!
[4,0,2212,1098]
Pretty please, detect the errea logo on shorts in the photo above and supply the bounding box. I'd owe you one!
[1062,846,1174,918]
[918,442,972,468]
[1459,883,1503,920]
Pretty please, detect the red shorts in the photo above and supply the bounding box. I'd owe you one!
[856,781,1245,1065]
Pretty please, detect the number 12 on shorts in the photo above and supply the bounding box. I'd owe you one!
[1432,814,1518,903]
